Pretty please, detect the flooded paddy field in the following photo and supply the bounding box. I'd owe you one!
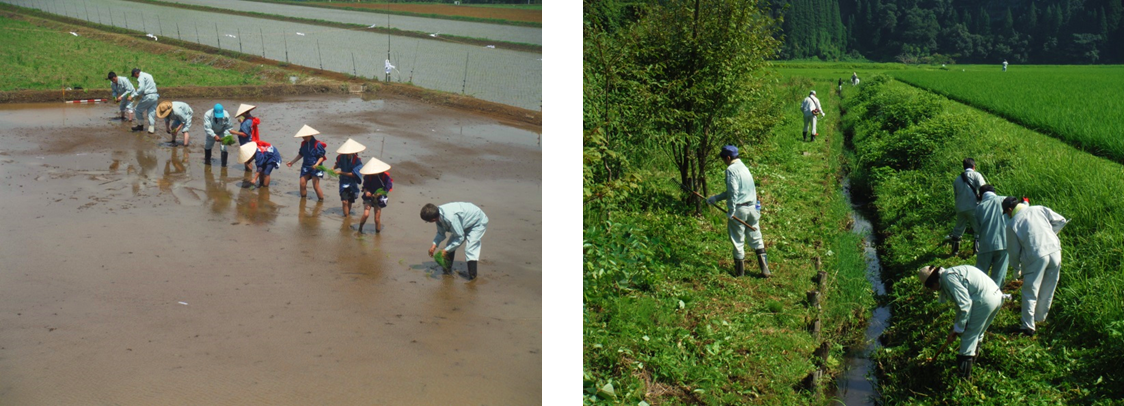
[0,95,542,404]
[2,0,542,110]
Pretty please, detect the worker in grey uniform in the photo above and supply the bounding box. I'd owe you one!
[107,71,135,122]
[129,68,159,134]
[1003,197,1068,336]
[971,184,1010,291]
[202,104,235,166]
[800,90,825,142]
[706,145,770,278]
[918,264,1002,379]
[422,202,489,281]
[156,100,194,147]
[950,158,987,255]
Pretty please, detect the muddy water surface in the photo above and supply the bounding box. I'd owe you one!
[0,95,541,404]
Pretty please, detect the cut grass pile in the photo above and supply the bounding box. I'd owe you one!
[0,15,270,91]
[890,65,1124,164]
[584,79,874,404]
[842,75,1124,404]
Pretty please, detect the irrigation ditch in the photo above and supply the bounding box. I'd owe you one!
[0,5,541,127]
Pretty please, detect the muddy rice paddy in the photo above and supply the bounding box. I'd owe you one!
[0,95,542,404]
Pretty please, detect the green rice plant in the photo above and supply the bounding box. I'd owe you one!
[434,251,449,270]
[220,135,237,146]
[314,165,339,178]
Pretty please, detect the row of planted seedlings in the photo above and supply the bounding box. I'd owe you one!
[582,78,873,404]
[842,74,1124,404]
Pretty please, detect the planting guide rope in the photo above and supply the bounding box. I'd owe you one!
[2,0,542,111]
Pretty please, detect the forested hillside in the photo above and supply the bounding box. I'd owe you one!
[774,0,1124,63]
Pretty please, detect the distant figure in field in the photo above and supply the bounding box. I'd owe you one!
[1003,60,1008,72]
[851,72,859,86]
[838,78,843,92]
[801,90,825,142]
[950,158,987,256]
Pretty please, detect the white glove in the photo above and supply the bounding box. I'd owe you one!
[706,195,717,205]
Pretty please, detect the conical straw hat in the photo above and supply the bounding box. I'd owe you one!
[156,100,173,118]
[294,124,319,138]
[336,138,366,154]
[239,142,258,164]
[235,103,256,117]
[359,157,391,175]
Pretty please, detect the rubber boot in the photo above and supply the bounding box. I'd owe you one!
[973,239,979,255]
[204,149,212,165]
[734,259,744,277]
[756,248,771,278]
[467,260,478,281]
[802,131,807,142]
[950,237,961,256]
[220,151,229,167]
[957,355,975,379]
[811,133,817,142]
[131,124,144,132]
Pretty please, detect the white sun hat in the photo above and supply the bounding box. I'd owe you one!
[239,142,259,164]
[359,157,391,175]
[235,103,257,117]
[336,138,366,154]
[294,124,319,138]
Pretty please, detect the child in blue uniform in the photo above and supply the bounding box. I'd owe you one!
[238,141,282,188]
[358,157,392,234]
[286,125,327,201]
[333,138,366,217]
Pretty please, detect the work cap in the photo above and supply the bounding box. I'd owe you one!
[131,68,141,76]
[213,104,225,118]
[917,265,940,286]
[336,138,366,154]
[719,145,738,158]
[294,124,319,138]
[239,142,258,164]
[155,100,174,118]
[106,71,117,80]
[359,157,391,175]
[810,90,816,95]
[235,104,256,117]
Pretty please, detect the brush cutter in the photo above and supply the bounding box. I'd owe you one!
[672,179,757,231]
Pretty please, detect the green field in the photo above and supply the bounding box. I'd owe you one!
[891,65,1124,164]
[842,75,1124,404]
[0,15,273,91]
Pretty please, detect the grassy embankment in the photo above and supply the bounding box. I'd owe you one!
[584,78,875,405]
[842,75,1124,404]
[0,14,271,91]
[121,0,541,52]
[890,66,1124,164]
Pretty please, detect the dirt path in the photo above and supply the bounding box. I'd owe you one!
[0,94,541,404]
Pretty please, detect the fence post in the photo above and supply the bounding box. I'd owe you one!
[157,14,162,36]
[177,23,181,40]
[283,33,289,63]
[109,6,113,27]
[84,1,89,21]
[195,22,200,43]
[259,28,265,57]
[142,14,146,33]
[352,52,357,77]
[238,28,243,53]
[316,39,323,70]
[216,23,220,49]
[462,51,469,94]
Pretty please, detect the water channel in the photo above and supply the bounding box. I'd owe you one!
[830,178,889,405]
[2,0,542,110]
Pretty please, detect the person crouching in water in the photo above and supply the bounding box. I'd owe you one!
[286,125,327,201]
[422,202,488,281]
[333,138,366,217]
[238,141,282,188]
[918,264,1002,379]
[358,157,392,234]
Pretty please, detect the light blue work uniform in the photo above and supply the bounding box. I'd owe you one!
[937,265,1002,356]
[110,76,135,113]
[164,101,193,133]
[972,192,1009,286]
[202,108,235,152]
[951,168,987,239]
[711,158,763,260]
[1006,204,1068,332]
[131,71,159,129]
[433,202,489,262]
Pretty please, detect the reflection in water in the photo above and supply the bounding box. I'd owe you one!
[298,198,324,233]
[204,165,234,215]
[235,181,280,225]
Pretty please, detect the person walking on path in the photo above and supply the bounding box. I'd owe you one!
[156,100,193,147]
[358,158,392,234]
[918,264,1003,379]
[837,78,843,92]
[422,202,488,281]
[950,158,987,255]
[1003,197,1068,336]
[972,184,1011,293]
[333,138,365,217]
[1003,60,1008,72]
[286,125,327,201]
[130,68,159,134]
[851,72,859,85]
[238,141,282,188]
[202,104,235,166]
[706,145,770,278]
[801,90,826,142]
[107,71,135,123]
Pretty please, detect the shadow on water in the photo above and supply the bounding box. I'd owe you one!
[829,178,890,406]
